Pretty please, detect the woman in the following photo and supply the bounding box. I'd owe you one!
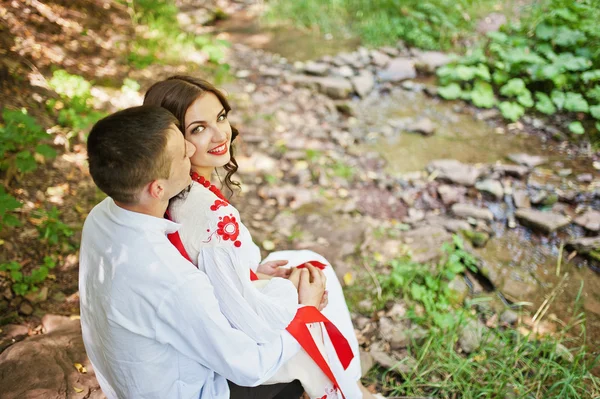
[144,76,364,399]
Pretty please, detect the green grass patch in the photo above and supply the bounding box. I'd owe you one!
[265,0,497,49]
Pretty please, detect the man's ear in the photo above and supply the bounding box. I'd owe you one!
[148,179,164,200]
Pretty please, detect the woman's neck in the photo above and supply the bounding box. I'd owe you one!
[191,165,214,181]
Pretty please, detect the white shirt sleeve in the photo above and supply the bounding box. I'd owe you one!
[199,245,298,343]
[154,271,301,387]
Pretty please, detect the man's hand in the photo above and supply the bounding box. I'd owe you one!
[288,267,302,290]
[257,260,291,278]
[298,263,326,308]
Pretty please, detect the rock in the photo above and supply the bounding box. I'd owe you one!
[315,76,353,99]
[515,208,570,233]
[304,61,330,76]
[512,190,531,208]
[406,118,437,136]
[448,276,469,304]
[272,212,298,237]
[370,50,391,67]
[369,350,416,374]
[359,350,375,377]
[18,301,33,315]
[507,153,547,168]
[0,318,102,399]
[414,51,453,73]
[286,74,320,91]
[558,168,572,177]
[452,204,494,221]
[24,286,48,304]
[386,302,407,320]
[576,173,593,183]
[42,314,74,333]
[493,164,529,178]
[463,230,490,248]
[427,159,483,186]
[476,109,501,120]
[500,309,518,325]
[574,210,600,232]
[441,218,472,233]
[530,190,548,205]
[566,236,600,255]
[475,179,504,200]
[335,101,357,116]
[332,65,354,78]
[378,57,417,82]
[459,319,487,354]
[437,184,464,205]
[399,225,452,263]
[350,70,375,98]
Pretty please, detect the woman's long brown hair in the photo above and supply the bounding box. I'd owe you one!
[143,75,240,196]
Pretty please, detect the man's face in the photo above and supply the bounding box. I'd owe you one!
[163,124,195,199]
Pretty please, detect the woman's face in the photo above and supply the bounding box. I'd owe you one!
[183,92,232,177]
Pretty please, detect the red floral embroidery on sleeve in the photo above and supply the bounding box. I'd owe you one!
[216,214,242,247]
[210,199,228,211]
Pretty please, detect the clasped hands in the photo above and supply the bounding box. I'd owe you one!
[257,260,328,311]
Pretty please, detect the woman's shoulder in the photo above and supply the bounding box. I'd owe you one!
[169,181,239,223]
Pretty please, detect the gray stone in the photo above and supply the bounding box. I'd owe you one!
[437,184,464,205]
[574,210,600,232]
[378,57,417,82]
[18,301,33,315]
[369,350,415,373]
[316,77,353,99]
[508,153,547,168]
[576,173,593,183]
[427,159,483,186]
[500,309,518,325]
[304,61,330,76]
[567,236,600,255]
[380,46,400,57]
[350,70,375,98]
[448,276,469,304]
[476,109,501,120]
[370,50,391,67]
[406,118,437,136]
[332,65,355,78]
[414,51,453,73]
[493,164,529,178]
[512,190,531,208]
[359,350,375,377]
[452,204,494,221]
[286,74,320,91]
[459,319,487,354]
[515,208,570,233]
[475,179,504,200]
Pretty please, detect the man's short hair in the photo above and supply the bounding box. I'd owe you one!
[87,105,178,204]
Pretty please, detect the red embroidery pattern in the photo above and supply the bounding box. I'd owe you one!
[191,172,229,204]
[217,215,240,241]
[210,199,228,211]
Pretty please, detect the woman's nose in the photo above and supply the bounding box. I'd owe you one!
[211,125,227,142]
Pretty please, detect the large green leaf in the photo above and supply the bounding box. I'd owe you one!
[517,90,534,108]
[587,85,600,102]
[535,23,555,40]
[500,78,528,97]
[438,83,462,100]
[471,81,496,108]
[564,92,589,113]
[568,121,585,135]
[15,151,37,173]
[554,26,586,47]
[535,92,557,115]
[35,144,57,159]
[552,90,566,110]
[582,70,600,83]
[590,105,600,120]
[499,101,525,122]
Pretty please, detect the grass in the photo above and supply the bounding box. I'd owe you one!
[264,0,500,50]
[349,235,600,398]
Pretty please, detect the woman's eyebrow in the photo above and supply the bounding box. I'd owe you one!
[185,108,225,130]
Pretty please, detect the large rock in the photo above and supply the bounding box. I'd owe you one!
[508,153,547,168]
[304,61,330,76]
[459,319,487,354]
[437,184,465,206]
[475,179,504,200]
[512,190,531,208]
[369,50,391,67]
[515,208,570,233]
[427,159,483,186]
[0,316,103,399]
[350,70,375,98]
[315,76,353,99]
[451,204,494,221]
[494,164,530,178]
[406,118,437,136]
[378,57,417,82]
[574,210,600,232]
[566,236,600,255]
[414,51,453,73]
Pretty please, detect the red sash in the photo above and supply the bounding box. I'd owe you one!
[165,224,354,397]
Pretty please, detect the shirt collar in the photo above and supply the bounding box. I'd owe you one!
[106,197,181,234]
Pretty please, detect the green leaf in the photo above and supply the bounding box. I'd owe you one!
[35,144,57,159]
[564,92,589,113]
[438,83,462,100]
[500,78,527,97]
[10,270,23,282]
[492,70,509,85]
[555,53,591,71]
[471,81,496,108]
[590,105,600,120]
[535,23,555,40]
[552,90,566,110]
[486,31,508,43]
[517,90,534,108]
[13,283,29,296]
[535,92,557,115]
[15,151,37,173]
[568,121,585,135]
[587,86,600,102]
[597,122,600,131]
[554,26,586,47]
[499,101,525,122]
[582,70,600,83]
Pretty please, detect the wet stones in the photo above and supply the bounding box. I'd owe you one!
[350,70,375,98]
[512,190,531,208]
[515,208,570,233]
[574,210,600,232]
[304,61,330,76]
[451,204,494,221]
[377,57,417,82]
[427,159,482,186]
[507,153,548,168]
[406,118,437,136]
[413,50,453,74]
[475,179,504,200]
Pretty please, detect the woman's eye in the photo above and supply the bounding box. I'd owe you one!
[192,125,205,134]
[217,114,227,122]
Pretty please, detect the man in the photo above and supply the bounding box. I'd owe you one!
[79,106,326,398]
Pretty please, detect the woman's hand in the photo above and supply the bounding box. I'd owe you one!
[257,260,291,278]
